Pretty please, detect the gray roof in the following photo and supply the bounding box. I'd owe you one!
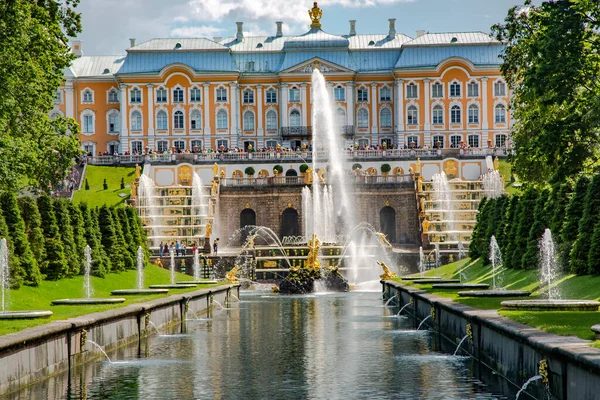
[346,34,412,49]
[69,56,126,77]
[350,51,401,72]
[118,52,238,74]
[395,45,504,69]
[129,38,227,52]
[222,36,287,52]
[404,32,498,47]
[279,51,355,72]
[284,28,349,50]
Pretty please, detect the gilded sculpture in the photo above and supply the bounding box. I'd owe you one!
[308,2,322,28]
[378,261,397,280]
[317,167,326,183]
[422,218,431,233]
[205,222,212,238]
[305,234,322,272]
[135,163,142,179]
[212,162,219,178]
[225,265,241,283]
[376,232,392,248]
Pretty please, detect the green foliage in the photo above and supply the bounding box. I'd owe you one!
[468,198,488,259]
[0,193,40,286]
[500,195,520,264]
[73,166,135,208]
[381,163,391,173]
[18,196,46,268]
[299,164,309,173]
[0,1,83,191]
[244,167,255,176]
[125,206,147,258]
[492,1,600,184]
[560,175,589,270]
[570,173,600,274]
[103,178,108,190]
[273,165,283,174]
[120,177,125,190]
[117,207,137,266]
[521,189,550,269]
[111,207,134,270]
[545,181,573,242]
[79,204,108,277]
[67,202,87,268]
[0,208,24,289]
[493,195,510,249]
[98,205,123,272]
[53,199,79,276]
[84,179,89,190]
[36,195,67,280]
[511,188,538,269]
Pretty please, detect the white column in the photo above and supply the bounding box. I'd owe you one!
[481,77,489,146]
[423,79,431,131]
[346,82,354,126]
[257,85,263,136]
[371,83,378,135]
[280,83,288,128]
[146,84,154,150]
[229,83,239,148]
[395,79,404,146]
[119,84,129,153]
[300,83,308,127]
[65,82,74,119]
[203,83,211,134]
[327,82,334,104]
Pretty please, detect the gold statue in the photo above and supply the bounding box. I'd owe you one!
[417,175,423,192]
[225,265,241,283]
[205,222,212,238]
[212,162,219,178]
[154,258,163,267]
[422,218,431,233]
[131,183,137,197]
[415,158,422,174]
[211,180,218,196]
[135,163,142,179]
[378,261,397,280]
[317,167,326,183]
[419,197,425,213]
[308,2,322,28]
[305,234,322,272]
[409,167,414,175]
[220,168,226,178]
[306,167,313,184]
[376,232,392,248]
[313,59,320,71]
[243,234,257,250]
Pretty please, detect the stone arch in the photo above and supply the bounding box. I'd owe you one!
[240,208,256,230]
[392,166,404,175]
[285,169,298,176]
[379,206,396,244]
[280,208,299,238]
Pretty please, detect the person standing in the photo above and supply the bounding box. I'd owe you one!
[175,241,180,256]
[159,241,164,257]
[213,238,219,256]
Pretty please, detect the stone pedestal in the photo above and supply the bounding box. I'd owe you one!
[204,237,211,254]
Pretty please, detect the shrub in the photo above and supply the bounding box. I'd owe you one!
[36,195,68,280]
[53,199,79,276]
[84,179,90,190]
[111,207,134,270]
[79,204,108,277]
[570,173,600,274]
[521,189,550,269]
[299,164,309,173]
[103,178,108,190]
[381,164,391,173]
[244,167,255,176]
[502,195,522,269]
[469,198,489,259]
[560,175,589,270]
[18,196,46,269]
[67,202,87,267]
[352,163,362,171]
[120,177,125,189]
[98,205,124,272]
[511,188,538,269]
[273,165,283,175]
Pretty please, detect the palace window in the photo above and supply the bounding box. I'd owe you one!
[468,104,479,123]
[289,87,300,102]
[108,112,119,133]
[266,89,277,104]
[174,110,184,129]
[467,134,480,148]
[190,87,201,102]
[357,139,369,148]
[357,109,368,128]
[54,90,62,103]
[266,111,277,130]
[174,140,185,151]
[131,111,142,131]
[217,110,228,129]
[243,89,254,104]
[243,111,255,131]
[494,81,506,96]
[156,88,167,103]
[431,83,443,98]
[190,140,202,150]
[467,82,479,97]
[157,111,168,130]
[432,105,443,124]
[289,110,301,126]
[108,89,119,103]
[216,87,227,102]
[336,109,345,127]
[173,88,184,103]
[450,105,461,124]
[380,108,392,128]
[266,140,278,149]
[380,87,391,102]
[190,110,201,130]
[450,135,462,148]
[495,104,506,123]
[217,139,229,149]
[83,89,93,103]
[131,141,143,154]
[407,106,418,125]
[495,134,507,148]
[157,140,169,152]
[334,86,345,102]
[357,87,368,102]
[130,88,141,103]
[450,82,461,97]
[83,114,94,133]
[406,136,419,147]
[432,135,445,148]
[406,83,418,99]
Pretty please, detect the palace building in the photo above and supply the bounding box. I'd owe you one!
[53,4,510,156]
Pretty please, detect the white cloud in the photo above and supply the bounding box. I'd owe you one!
[170,26,225,38]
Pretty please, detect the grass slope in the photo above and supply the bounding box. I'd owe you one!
[0,264,219,336]
[73,166,136,208]
[497,159,521,196]
[397,258,600,342]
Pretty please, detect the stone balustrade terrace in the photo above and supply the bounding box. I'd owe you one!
[219,174,414,187]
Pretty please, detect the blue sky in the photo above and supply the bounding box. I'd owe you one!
[77,0,541,55]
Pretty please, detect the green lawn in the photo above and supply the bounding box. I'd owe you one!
[396,258,600,342]
[0,264,221,336]
[73,166,136,207]
[497,159,522,195]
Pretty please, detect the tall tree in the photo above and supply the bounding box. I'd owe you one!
[79,203,108,277]
[53,199,79,276]
[36,195,67,280]
[468,198,488,260]
[511,188,538,269]
[521,189,550,269]
[560,175,589,270]
[18,196,46,266]
[68,202,87,268]
[111,207,134,270]
[98,205,124,272]
[545,181,573,241]
[0,0,83,191]
[493,1,600,184]
[570,173,600,274]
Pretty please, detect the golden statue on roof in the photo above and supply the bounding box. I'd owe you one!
[309,2,322,28]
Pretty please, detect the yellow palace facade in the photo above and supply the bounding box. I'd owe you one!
[53,7,510,156]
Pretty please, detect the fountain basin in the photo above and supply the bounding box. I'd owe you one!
[400,276,442,281]
[591,325,600,340]
[0,310,53,319]
[177,280,218,285]
[458,290,531,298]
[413,279,460,284]
[431,283,490,290]
[149,284,197,289]
[501,299,600,311]
[51,298,126,305]
[111,289,169,295]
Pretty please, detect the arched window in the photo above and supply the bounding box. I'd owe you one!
[289,109,301,127]
[130,111,142,131]
[432,105,443,124]
[82,111,94,134]
[495,104,506,123]
[83,89,93,103]
[173,87,184,103]
[190,110,201,130]
[407,106,418,125]
[243,111,255,131]
[157,110,168,130]
[174,110,184,129]
[357,108,369,128]
[450,105,461,124]
[266,110,277,130]
[336,109,346,127]
[468,104,479,123]
[217,110,228,130]
[243,89,254,104]
[380,108,392,128]
[108,89,119,103]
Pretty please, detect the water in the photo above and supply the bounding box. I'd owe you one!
[19,292,505,399]
[191,172,208,237]
[515,375,543,400]
[137,175,160,247]
[397,302,412,316]
[0,238,9,312]
[540,229,559,299]
[453,334,470,356]
[434,243,441,268]
[192,249,200,280]
[419,246,425,277]
[431,172,456,240]
[136,246,144,290]
[489,236,503,290]
[86,340,112,363]
[417,314,432,330]
[384,294,397,307]
[84,245,93,298]
[169,248,175,285]
[482,170,504,199]
[457,241,466,260]
[146,320,160,335]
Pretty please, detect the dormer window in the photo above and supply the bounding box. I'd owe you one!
[368,41,375,46]
[175,42,182,49]
[246,61,255,72]
[256,43,263,48]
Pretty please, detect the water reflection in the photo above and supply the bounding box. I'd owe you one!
[9,292,509,399]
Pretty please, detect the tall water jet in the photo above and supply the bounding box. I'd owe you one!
[138,175,160,247]
[419,246,425,277]
[191,172,208,241]
[83,245,93,298]
[457,241,466,260]
[434,243,441,268]
[170,248,176,285]
[1,239,9,312]
[540,229,558,299]
[483,170,504,199]
[137,246,145,290]
[431,172,456,239]
[193,249,201,280]
[489,236,503,290]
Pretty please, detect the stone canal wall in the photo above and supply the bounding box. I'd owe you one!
[382,281,600,400]
[0,285,239,396]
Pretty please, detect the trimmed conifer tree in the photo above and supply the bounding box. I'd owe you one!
[570,173,600,274]
[588,223,600,274]
[80,203,109,277]
[510,188,538,269]
[0,208,24,288]
[483,197,509,263]
[117,207,136,259]
[468,197,488,259]
[560,175,589,270]
[36,195,68,280]
[67,202,87,267]
[521,189,550,269]
[98,205,125,272]
[502,195,521,269]
[18,196,46,267]
[111,207,134,269]
[53,199,79,276]
[493,195,510,249]
[125,206,149,257]
[546,181,573,242]
[0,193,41,286]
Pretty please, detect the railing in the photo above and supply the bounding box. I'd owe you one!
[280,126,312,138]
[220,174,412,186]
